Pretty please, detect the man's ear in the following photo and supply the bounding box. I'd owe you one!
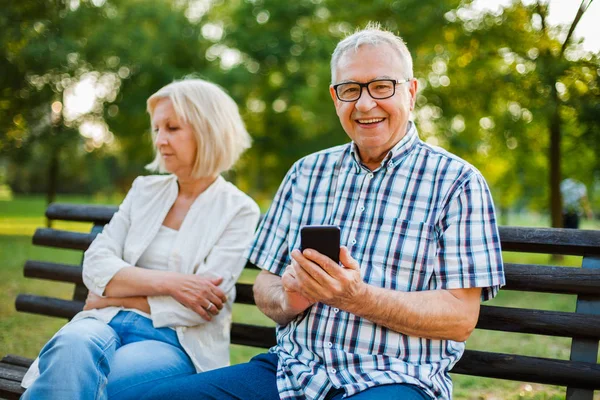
[329,85,339,107]
[408,79,418,111]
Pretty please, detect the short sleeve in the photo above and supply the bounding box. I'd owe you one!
[433,172,505,301]
[246,165,297,276]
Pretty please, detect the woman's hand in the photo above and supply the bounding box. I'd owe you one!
[168,275,228,321]
[83,292,113,310]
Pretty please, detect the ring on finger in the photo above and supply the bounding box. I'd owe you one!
[206,302,215,312]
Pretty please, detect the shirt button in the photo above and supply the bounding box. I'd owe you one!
[333,308,339,313]
[359,206,365,212]
[351,238,357,245]
[367,173,374,179]
[327,342,333,348]
[330,368,336,374]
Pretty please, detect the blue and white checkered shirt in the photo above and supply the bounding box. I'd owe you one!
[247,123,505,399]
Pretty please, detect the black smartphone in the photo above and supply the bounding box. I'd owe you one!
[300,225,341,264]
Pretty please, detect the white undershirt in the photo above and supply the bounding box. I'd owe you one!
[127,225,178,319]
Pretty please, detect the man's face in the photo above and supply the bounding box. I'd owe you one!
[329,44,417,166]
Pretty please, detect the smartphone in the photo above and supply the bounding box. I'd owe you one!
[300,225,341,264]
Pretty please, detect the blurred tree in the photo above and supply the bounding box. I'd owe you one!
[1,0,212,201]
[426,0,599,226]
[2,0,598,224]
[203,0,466,197]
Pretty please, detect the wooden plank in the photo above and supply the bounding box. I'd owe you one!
[498,226,600,256]
[0,364,27,382]
[0,356,33,369]
[32,229,97,251]
[24,261,82,284]
[40,204,600,255]
[46,203,118,224]
[235,283,254,305]
[503,263,600,295]
[477,305,600,338]
[231,323,276,348]
[0,377,24,399]
[15,294,83,319]
[566,255,600,399]
[453,350,600,389]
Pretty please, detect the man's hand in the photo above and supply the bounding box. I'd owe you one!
[290,246,365,310]
[167,275,228,321]
[281,264,315,314]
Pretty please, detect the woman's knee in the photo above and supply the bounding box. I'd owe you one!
[41,318,119,365]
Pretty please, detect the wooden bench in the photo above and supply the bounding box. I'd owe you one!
[1,203,599,399]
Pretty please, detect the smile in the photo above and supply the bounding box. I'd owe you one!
[356,118,385,124]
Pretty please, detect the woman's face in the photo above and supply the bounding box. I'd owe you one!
[151,98,198,178]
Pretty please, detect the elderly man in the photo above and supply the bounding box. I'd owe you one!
[142,23,504,400]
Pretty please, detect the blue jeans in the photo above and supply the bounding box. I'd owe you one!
[22,311,195,400]
[140,352,431,400]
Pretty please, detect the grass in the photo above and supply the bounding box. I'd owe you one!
[1,196,599,399]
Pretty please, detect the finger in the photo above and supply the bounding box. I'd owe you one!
[209,285,227,303]
[282,272,302,293]
[302,248,342,277]
[207,293,224,310]
[339,246,360,271]
[293,249,335,283]
[192,303,212,321]
[209,276,224,286]
[205,301,219,315]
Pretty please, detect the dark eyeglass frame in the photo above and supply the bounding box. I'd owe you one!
[332,78,412,102]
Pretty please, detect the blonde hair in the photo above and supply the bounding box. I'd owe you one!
[330,22,414,83]
[146,79,251,178]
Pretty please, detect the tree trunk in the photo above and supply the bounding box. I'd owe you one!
[45,150,59,228]
[549,88,562,229]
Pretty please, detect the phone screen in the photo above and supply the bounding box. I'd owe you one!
[300,225,341,264]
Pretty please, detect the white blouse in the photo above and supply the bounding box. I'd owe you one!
[126,224,177,321]
[22,175,260,388]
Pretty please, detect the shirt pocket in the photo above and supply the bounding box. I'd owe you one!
[366,218,436,292]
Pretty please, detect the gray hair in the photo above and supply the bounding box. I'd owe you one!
[330,22,414,83]
[146,78,251,178]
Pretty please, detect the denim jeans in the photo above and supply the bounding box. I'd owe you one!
[140,352,431,400]
[22,311,195,400]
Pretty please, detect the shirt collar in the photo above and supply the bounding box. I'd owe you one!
[348,121,418,173]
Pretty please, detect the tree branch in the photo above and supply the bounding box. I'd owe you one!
[560,0,593,56]
[536,0,547,33]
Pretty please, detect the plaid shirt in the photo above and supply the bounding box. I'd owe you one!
[247,123,505,399]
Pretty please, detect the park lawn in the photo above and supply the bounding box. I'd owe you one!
[1,197,599,400]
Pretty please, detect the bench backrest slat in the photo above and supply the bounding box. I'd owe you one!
[45,203,118,224]
[500,226,600,255]
[477,305,600,338]
[503,263,600,295]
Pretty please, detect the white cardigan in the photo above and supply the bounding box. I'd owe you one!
[22,174,260,387]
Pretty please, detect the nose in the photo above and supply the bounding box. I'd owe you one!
[355,87,377,112]
[155,128,168,146]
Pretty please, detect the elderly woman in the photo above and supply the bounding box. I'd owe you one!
[20,79,260,400]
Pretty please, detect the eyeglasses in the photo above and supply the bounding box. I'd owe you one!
[332,78,412,102]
